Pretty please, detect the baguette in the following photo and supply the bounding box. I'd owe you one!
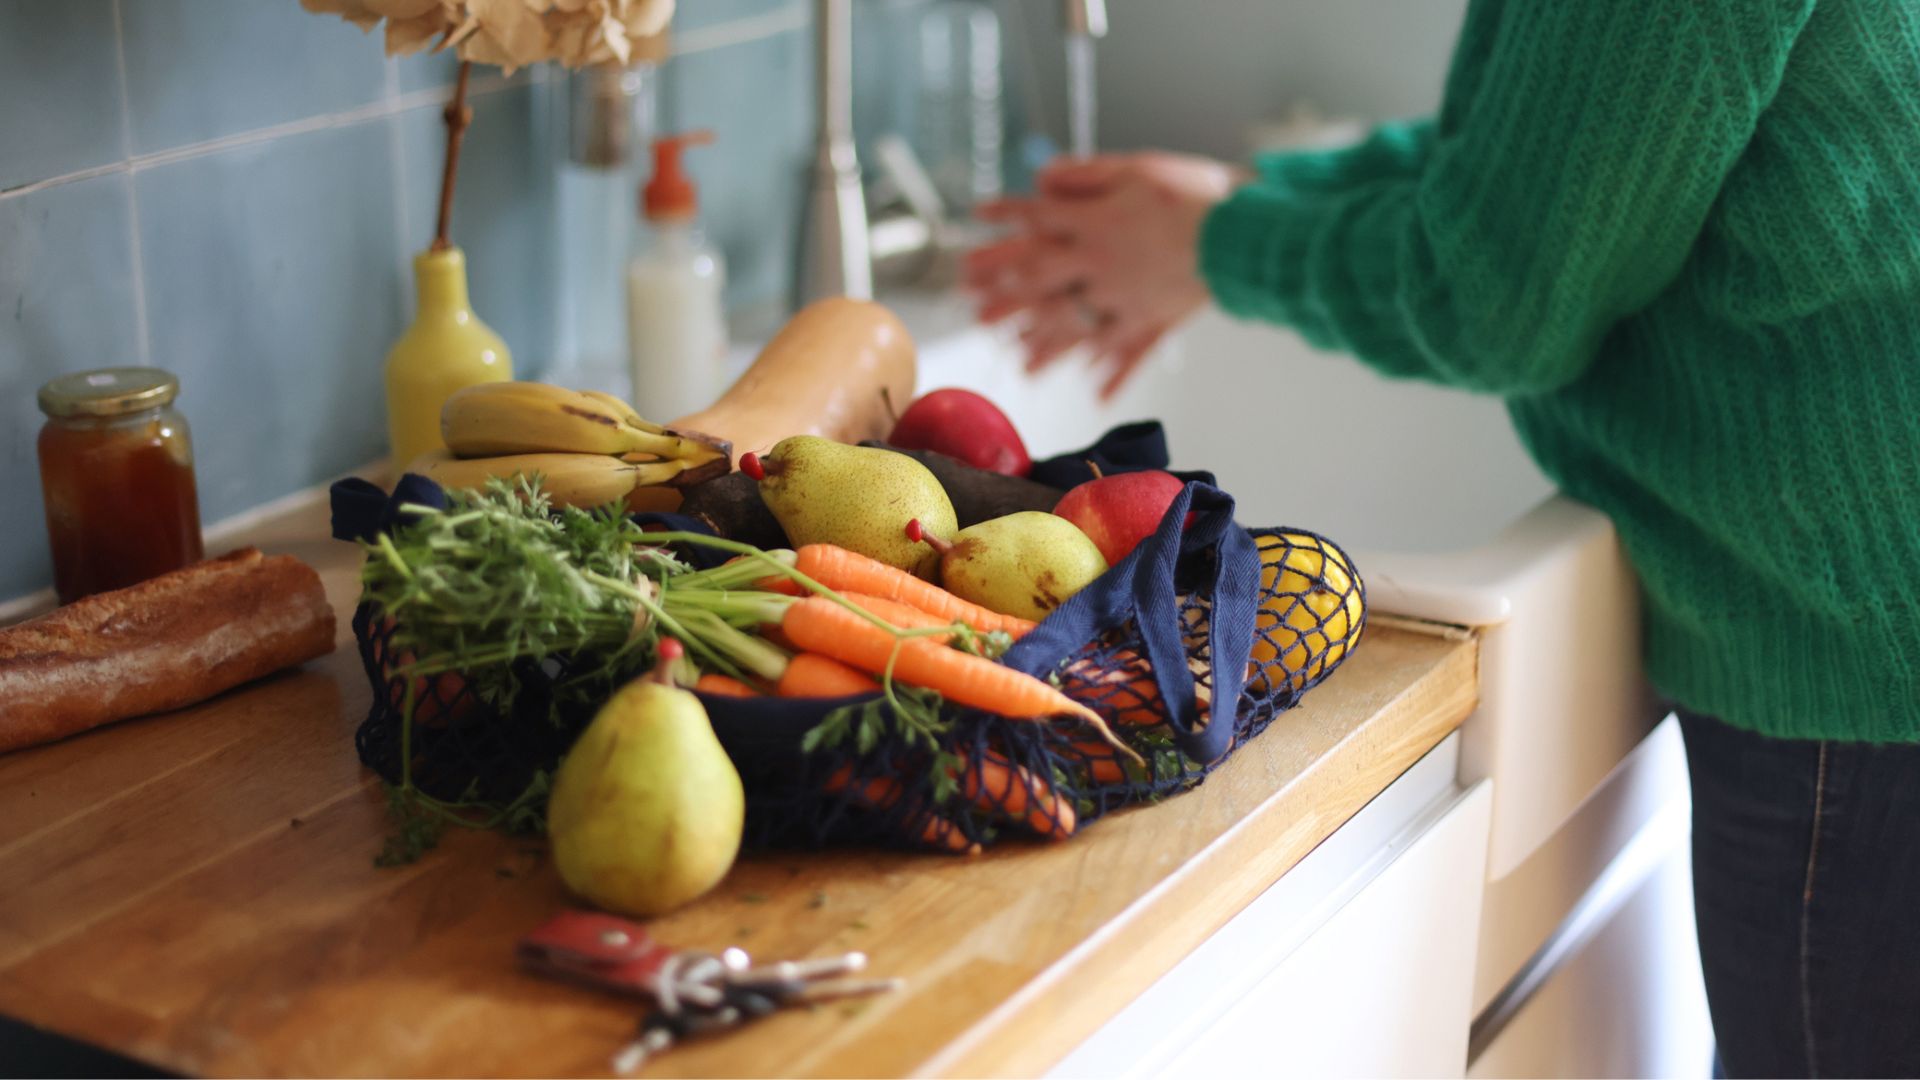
[0,548,336,752]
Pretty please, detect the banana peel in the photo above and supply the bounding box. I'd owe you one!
[440,382,732,476]
[406,448,731,510]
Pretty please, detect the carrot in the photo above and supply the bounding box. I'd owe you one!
[1063,651,1214,727]
[778,653,883,698]
[953,751,1077,839]
[1069,727,1235,786]
[823,765,979,854]
[771,545,1037,639]
[839,592,955,634]
[779,596,1141,763]
[695,673,760,697]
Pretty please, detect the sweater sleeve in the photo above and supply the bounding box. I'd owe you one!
[1200,0,1816,395]
[1253,118,1434,195]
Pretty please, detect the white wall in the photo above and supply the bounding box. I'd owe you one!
[1003,0,1468,159]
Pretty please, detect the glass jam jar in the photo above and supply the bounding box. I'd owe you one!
[37,367,204,604]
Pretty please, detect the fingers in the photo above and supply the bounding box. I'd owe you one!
[1036,154,1136,199]
[964,237,1086,294]
[963,234,1039,279]
[1091,325,1164,401]
[969,264,1090,328]
[1019,294,1099,375]
[974,197,1079,243]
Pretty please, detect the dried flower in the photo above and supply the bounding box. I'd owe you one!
[301,0,673,72]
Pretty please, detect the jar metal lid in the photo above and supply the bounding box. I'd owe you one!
[37,367,180,419]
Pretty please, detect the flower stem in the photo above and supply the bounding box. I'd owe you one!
[431,61,472,252]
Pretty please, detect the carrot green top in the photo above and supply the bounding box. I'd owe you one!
[1200,0,1920,742]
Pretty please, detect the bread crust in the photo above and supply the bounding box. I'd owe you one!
[0,548,336,752]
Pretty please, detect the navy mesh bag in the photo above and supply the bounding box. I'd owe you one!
[331,425,1365,854]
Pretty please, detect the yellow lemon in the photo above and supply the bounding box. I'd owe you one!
[1249,531,1365,694]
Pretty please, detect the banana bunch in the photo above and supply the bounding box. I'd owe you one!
[407,382,731,509]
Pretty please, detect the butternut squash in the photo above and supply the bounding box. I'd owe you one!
[628,298,917,515]
[671,297,917,465]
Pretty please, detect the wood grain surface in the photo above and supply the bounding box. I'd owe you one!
[0,493,1478,1078]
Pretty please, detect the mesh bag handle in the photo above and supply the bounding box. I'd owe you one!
[1002,481,1257,764]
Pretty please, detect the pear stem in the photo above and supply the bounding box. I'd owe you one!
[651,637,685,686]
[905,518,954,555]
[1087,460,1104,480]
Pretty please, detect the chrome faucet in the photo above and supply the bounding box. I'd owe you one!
[1062,0,1108,158]
[796,0,1108,305]
[798,0,871,304]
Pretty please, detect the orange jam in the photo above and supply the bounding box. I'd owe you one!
[37,368,204,604]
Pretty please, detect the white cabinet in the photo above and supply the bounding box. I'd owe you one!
[1052,737,1492,1079]
[1469,840,1711,1079]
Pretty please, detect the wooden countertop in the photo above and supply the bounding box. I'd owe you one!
[0,493,1478,1079]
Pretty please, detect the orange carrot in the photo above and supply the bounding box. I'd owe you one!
[694,673,760,697]
[768,545,1036,639]
[1063,651,1214,727]
[838,592,954,636]
[1066,736,1134,784]
[778,653,883,698]
[823,765,979,854]
[779,596,1141,764]
[953,751,1077,839]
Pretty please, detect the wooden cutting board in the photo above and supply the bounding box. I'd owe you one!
[0,495,1477,1078]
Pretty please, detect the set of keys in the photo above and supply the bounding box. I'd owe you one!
[612,946,903,1073]
[516,911,903,1075]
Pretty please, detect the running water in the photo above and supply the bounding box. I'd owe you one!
[1064,31,1097,158]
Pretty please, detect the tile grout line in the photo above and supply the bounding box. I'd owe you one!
[0,73,519,203]
[0,2,806,207]
[109,0,152,366]
[672,2,811,56]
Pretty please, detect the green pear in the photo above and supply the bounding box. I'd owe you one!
[546,665,744,918]
[915,511,1109,622]
[746,436,957,579]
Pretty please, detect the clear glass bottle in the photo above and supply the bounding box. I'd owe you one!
[916,0,1004,214]
[552,61,661,395]
[37,367,204,604]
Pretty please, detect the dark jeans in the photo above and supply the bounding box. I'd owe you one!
[1679,710,1920,1079]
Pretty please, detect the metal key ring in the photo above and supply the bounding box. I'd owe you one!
[655,953,690,1016]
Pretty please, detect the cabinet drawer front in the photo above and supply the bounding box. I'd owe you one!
[1054,736,1490,1079]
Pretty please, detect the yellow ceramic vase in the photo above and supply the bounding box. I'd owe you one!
[385,247,512,472]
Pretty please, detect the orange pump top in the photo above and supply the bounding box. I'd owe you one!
[643,130,715,221]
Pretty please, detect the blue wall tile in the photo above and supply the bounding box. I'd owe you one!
[676,0,799,32]
[0,175,142,598]
[0,1,125,190]
[395,50,463,95]
[134,123,404,522]
[0,7,848,600]
[664,26,811,311]
[120,0,388,153]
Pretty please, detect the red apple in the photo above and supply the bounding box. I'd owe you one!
[1053,470,1187,566]
[888,389,1032,477]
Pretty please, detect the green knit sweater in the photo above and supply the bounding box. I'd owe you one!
[1200,0,1920,743]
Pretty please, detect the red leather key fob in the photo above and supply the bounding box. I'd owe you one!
[517,910,675,998]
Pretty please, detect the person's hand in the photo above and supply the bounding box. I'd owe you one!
[964,152,1244,399]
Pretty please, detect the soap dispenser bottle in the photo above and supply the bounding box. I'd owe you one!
[626,131,726,420]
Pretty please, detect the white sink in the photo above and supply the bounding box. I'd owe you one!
[908,299,1662,881]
